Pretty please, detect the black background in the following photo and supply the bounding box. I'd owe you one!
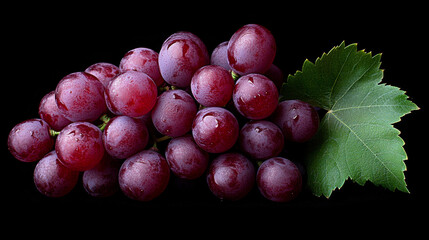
[2,3,426,231]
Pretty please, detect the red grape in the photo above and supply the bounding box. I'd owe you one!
[264,64,284,90]
[151,89,197,137]
[272,100,319,142]
[39,91,72,131]
[257,157,302,202]
[227,24,276,75]
[9,23,314,203]
[192,107,239,153]
[55,72,107,122]
[8,119,54,163]
[55,122,104,171]
[85,62,120,88]
[165,134,209,180]
[103,115,149,159]
[159,32,209,87]
[118,150,170,201]
[33,151,79,197]
[191,65,234,107]
[105,71,157,117]
[206,153,255,201]
[233,73,279,120]
[210,41,230,71]
[83,154,121,197]
[239,120,284,160]
[119,47,164,87]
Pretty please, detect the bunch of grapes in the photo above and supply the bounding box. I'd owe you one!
[8,24,319,203]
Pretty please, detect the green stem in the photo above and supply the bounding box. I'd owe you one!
[49,129,60,137]
[231,70,240,81]
[158,85,178,92]
[155,135,171,143]
[97,114,111,131]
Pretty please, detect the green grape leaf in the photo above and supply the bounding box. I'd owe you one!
[281,42,419,198]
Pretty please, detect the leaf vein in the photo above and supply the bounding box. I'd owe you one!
[329,49,352,108]
[328,112,401,183]
[331,56,377,110]
[330,104,405,113]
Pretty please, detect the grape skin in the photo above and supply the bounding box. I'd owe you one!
[257,157,302,202]
[206,153,255,201]
[227,24,276,75]
[33,151,79,197]
[233,73,279,120]
[83,154,121,197]
[192,107,239,153]
[151,89,197,137]
[272,100,319,143]
[105,71,157,117]
[55,72,107,122]
[103,115,149,159]
[158,32,209,88]
[165,134,209,180]
[9,24,314,203]
[264,64,284,90]
[8,119,54,163]
[39,91,72,131]
[239,120,284,160]
[118,150,170,201]
[191,65,234,107]
[55,122,104,171]
[119,47,164,87]
[84,62,120,88]
[210,41,230,71]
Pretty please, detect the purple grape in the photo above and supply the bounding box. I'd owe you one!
[8,119,54,163]
[158,31,209,87]
[119,47,164,87]
[103,115,149,159]
[257,157,302,202]
[210,41,230,71]
[33,151,79,197]
[206,153,255,201]
[165,134,209,180]
[191,65,235,107]
[151,89,197,137]
[84,62,120,88]
[239,120,284,160]
[192,107,239,153]
[227,24,276,75]
[118,150,170,201]
[233,73,279,120]
[83,154,121,197]
[39,91,72,131]
[55,122,104,171]
[272,100,319,143]
[264,64,284,90]
[55,72,107,122]
[105,71,157,117]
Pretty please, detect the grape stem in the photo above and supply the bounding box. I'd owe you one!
[97,114,111,131]
[155,135,171,143]
[49,129,60,137]
[149,135,172,152]
[231,70,240,81]
[158,85,178,92]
